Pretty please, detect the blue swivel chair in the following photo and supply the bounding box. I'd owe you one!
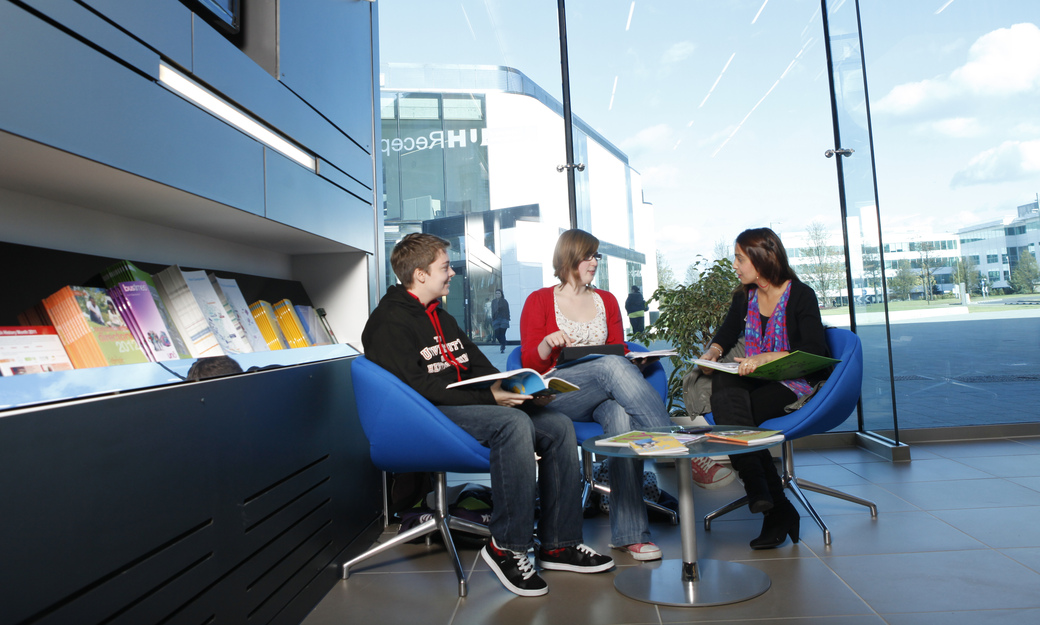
[341,356,491,597]
[507,342,677,523]
[702,327,878,545]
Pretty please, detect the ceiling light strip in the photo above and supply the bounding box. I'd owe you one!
[158,64,316,171]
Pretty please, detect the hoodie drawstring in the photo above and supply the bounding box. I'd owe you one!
[419,298,468,382]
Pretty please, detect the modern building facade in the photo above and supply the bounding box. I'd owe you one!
[380,63,658,341]
[959,199,1040,292]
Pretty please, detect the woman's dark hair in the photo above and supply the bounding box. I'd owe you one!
[735,227,798,291]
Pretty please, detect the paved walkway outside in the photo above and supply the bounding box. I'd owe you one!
[476,306,1040,432]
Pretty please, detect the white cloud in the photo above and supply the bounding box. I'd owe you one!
[926,117,984,138]
[874,78,953,115]
[874,22,1040,115]
[1013,121,1040,136]
[620,123,674,155]
[661,41,696,65]
[637,163,683,190]
[951,23,1040,95]
[950,139,1040,187]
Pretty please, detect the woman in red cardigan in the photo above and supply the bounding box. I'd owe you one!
[520,229,734,561]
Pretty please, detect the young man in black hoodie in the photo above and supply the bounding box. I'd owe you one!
[362,233,613,597]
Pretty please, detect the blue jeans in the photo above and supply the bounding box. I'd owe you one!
[438,403,583,553]
[549,355,671,546]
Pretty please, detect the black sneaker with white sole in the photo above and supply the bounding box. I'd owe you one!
[481,539,548,597]
[537,543,615,573]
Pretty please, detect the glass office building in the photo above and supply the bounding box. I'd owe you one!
[380,64,657,343]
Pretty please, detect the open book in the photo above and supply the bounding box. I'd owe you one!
[627,434,689,456]
[705,429,784,446]
[446,368,579,397]
[691,350,838,381]
[595,429,706,447]
[626,349,678,360]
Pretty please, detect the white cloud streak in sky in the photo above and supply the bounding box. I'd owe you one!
[751,0,770,25]
[626,2,635,31]
[661,41,696,65]
[699,52,735,108]
[951,139,1040,187]
[875,23,1040,114]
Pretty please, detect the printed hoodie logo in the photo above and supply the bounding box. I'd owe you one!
[421,337,469,373]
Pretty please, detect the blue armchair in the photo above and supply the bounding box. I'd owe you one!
[340,356,490,597]
[702,327,878,544]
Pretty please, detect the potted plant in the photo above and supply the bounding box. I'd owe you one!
[631,256,738,413]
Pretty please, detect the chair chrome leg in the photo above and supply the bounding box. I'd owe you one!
[342,472,488,598]
[432,473,470,597]
[342,517,438,579]
[785,478,832,545]
[702,440,878,544]
[645,499,679,525]
[778,440,876,546]
[703,495,748,531]
[796,477,878,517]
[583,449,679,524]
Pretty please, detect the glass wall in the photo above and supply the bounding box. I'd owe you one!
[859,1,1040,430]
[379,1,1040,433]
[379,2,655,347]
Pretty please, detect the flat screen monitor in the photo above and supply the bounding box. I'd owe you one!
[184,0,240,35]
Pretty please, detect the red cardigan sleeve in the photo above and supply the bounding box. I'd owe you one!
[520,287,558,373]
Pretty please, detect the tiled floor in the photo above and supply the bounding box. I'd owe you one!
[303,436,1040,625]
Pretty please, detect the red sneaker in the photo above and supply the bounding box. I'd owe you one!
[691,457,735,489]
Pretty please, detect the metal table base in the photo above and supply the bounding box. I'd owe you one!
[614,456,771,606]
[614,558,770,607]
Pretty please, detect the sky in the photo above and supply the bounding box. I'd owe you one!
[378,0,1040,274]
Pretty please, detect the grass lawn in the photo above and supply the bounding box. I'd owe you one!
[819,293,1040,317]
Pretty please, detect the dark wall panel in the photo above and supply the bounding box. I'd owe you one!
[0,357,380,625]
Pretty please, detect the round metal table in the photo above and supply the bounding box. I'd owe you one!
[583,427,781,607]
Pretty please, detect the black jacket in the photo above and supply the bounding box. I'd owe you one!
[711,280,831,384]
[361,284,499,406]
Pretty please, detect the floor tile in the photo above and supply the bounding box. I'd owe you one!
[1001,547,1040,574]
[303,571,466,625]
[932,506,1040,548]
[913,439,1040,458]
[882,478,1040,511]
[657,557,872,622]
[303,436,1040,625]
[825,550,1040,613]
[808,509,987,556]
[884,608,1040,625]
[955,453,1040,478]
[841,457,996,483]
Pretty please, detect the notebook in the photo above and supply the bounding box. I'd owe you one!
[557,343,625,364]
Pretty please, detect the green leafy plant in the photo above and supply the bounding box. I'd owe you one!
[631,256,739,413]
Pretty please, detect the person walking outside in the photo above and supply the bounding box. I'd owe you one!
[491,288,510,353]
[625,285,648,334]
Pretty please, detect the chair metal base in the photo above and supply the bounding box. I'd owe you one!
[703,440,878,545]
[582,449,679,525]
[341,472,489,597]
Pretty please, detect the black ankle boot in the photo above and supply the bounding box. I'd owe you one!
[750,498,800,550]
[730,452,773,513]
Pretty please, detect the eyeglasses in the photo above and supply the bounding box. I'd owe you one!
[583,253,602,262]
